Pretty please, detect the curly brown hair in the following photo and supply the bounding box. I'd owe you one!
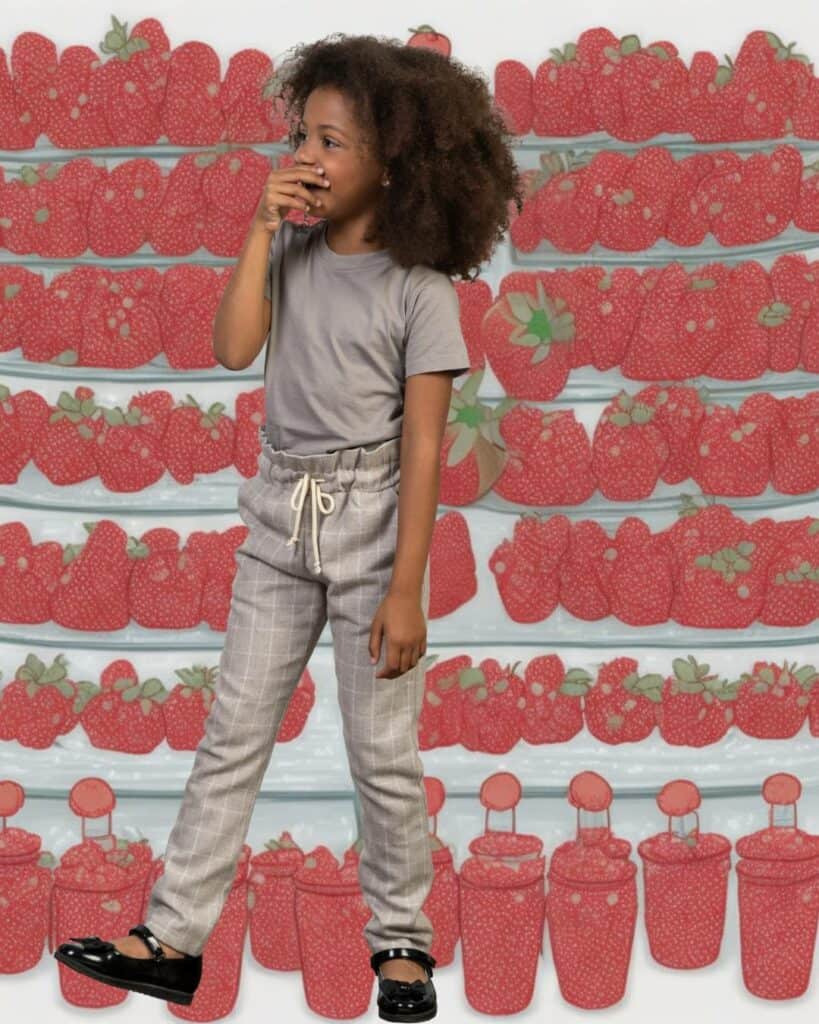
[263,32,523,281]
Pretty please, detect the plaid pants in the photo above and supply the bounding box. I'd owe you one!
[145,425,433,957]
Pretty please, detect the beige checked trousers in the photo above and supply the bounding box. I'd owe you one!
[145,425,433,957]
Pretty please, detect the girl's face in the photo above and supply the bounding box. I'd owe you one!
[292,86,386,221]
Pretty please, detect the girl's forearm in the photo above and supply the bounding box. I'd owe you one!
[212,222,274,370]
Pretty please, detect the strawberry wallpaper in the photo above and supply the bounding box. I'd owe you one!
[3,13,819,1020]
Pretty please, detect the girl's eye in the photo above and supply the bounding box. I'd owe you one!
[293,129,337,148]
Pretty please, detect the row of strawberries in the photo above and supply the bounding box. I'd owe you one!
[511,144,819,253]
[5,378,819,500]
[4,500,819,633]
[496,28,819,141]
[2,645,817,755]
[0,654,313,752]
[8,251,819,389]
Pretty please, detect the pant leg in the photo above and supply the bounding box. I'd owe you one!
[144,471,327,956]
[325,482,434,957]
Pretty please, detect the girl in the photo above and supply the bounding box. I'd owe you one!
[54,32,522,1022]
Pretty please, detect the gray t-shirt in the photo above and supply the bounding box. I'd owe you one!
[261,218,471,454]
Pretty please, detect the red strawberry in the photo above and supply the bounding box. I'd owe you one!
[233,389,265,478]
[494,403,595,505]
[187,525,247,632]
[633,383,708,484]
[95,404,166,491]
[558,519,611,621]
[418,654,471,749]
[453,277,492,370]
[709,146,800,246]
[665,152,718,245]
[0,385,51,482]
[795,158,819,230]
[584,656,660,744]
[0,653,87,747]
[128,527,207,629]
[767,252,814,371]
[493,59,533,135]
[0,522,62,624]
[734,659,815,738]
[19,265,98,365]
[163,663,218,749]
[223,49,279,143]
[509,170,547,252]
[10,31,59,133]
[730,31,812,140]
[160,264,224,368]
[707,262,781,379]
[201,148,271,255]
[439,370,516,505]
[87,159,165,256]
[51,519,133,631]
[532,150,599,253]
[127,389,175,441]
[80,666,167,753]
[692,392,778,496]
[532,42,597,137]
[0,265,45,354]
[47,45,111,148]
[161,395,235,484]
[596,147,678,251]
[276,670,316,741]
[623,262,731,380]
[82,265,164,367]
[428,511,477,618]
[657,655,737,746]
[597,516,675,626]
[519,654,585,744]
[0,47,39,149]
[759,516,819,626]
[617,40,690,140]
[562,265,642,371]
[489,512,570,622]
[147,153,211,255]
[31,388,104,484]
[459,658,524,754]
[591,389,669,500]
[161,41,225,145]
[687,51,745,142]
[770,394,819,494]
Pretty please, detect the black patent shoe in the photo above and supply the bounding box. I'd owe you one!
[370,947,437,1022]
[53,923,202,1005]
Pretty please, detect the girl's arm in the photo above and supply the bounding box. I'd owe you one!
[212,221,274,370]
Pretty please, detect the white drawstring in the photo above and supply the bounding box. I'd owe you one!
[285,471,335,574]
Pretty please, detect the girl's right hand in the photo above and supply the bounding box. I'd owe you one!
[254,165,329,233]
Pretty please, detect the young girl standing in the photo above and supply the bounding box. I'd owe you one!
[55,33,522,1021]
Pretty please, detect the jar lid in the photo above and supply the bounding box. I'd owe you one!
[638,831,731,865]
[468,829,543,860]
[548,838,636,885]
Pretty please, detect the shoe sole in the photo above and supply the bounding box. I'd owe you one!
[377,1003,437,1022]
[53,949,196,1005]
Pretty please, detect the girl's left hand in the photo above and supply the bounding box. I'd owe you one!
[369,591,426,679]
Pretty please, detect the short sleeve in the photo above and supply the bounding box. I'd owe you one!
[404,272,471,378]
[263,219,294,300]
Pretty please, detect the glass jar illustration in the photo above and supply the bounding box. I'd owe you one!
[247,830,306,971]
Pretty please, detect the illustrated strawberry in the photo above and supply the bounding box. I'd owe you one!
[51,519,134,631]
[161,41,225,146]
[729,31,812,140]
[622,262,731,380]
[795,158,819,231]
[759,516,819,626]
[277,670,317,742]
[493,402,596,505]
[482,276,576,399]
[770,393,819,494]
[710,146,800,246]
[406,25,451,57]
[0,385,51,482]
[19,265,99,365]
[128,527,207,629]
[200,148,271,255]
[558,518,611,622]
[453,276,492,370]
[459,658,524,754]
[223,49,283,143]
[81,266,164,367]
[657,655,738,747]
[561,264,642,371]
[597,516,675,626]
[0,47,39,149]
[0,522,63,624]
[0,264,45,354]
[428,511,477,618]
[508,169,546,252]
[707,262,782,379]
[692,149,746,246]
[519,654,585,744]
[95,16,171,146]
[686,51,745,142]
[734,659,816,739]
[631,383,708,485]
[10,31,59,135]
[162,663,218,749]
[664,501,779,628]
[79,660,168,753]
[691,391,778,496]
[489,511,571,622]
[31,387,104,484]
[185,525,246,631]
[87,159,165,256]
[94,403,166,491]
[418,654,471,750]
[665,152,718,245]
[1,162,91,257]
[438,369,517,505]
[147,152,211,255]
[160,263,225,368]
[767,252,815,371]
[583,656,661,744]
[161,394,236,484]
[591,389,669,500]
[127,389,175,442]
[493,59,533,135]
[233,390,265,477]
[45,44,111,148]
[531,149,599,253]
[596,146,678,251]
[0,653,91,748]
[532,41,597,137]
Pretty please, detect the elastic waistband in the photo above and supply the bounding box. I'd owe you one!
[257,423,401,491]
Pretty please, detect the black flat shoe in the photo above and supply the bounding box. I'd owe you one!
[370,947,437,1022]
[53,923,202,1005]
